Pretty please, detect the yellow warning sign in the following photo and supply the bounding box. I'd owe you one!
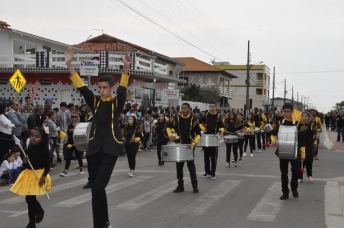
[9,69,26,93]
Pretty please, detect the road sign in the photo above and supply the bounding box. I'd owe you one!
[80,60,99,76]
[9,69,26,93]
[162,89,179,100]
[29,84,37,97]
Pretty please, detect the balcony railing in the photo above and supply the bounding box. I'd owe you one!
[218,87,234,99]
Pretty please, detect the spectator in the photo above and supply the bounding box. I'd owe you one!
[65,103,75,126]
[6,100,26,144]
[44,98,53,115]
[0,152,18,185]
[0,103,15,163]
[143,114,151,151]
[27,104,44,130]
[12,147,24,174]
[336,110,344,142]
[23,96,34,113]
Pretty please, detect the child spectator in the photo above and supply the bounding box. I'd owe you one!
[0,152,18,185]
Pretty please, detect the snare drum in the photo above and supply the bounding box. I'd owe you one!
[261,129,265,134]
[237,133,244,139]
[224,135,238,144]
[254,127,261,133]
[196,134,219,147]
[73,122,92,151]
[265,123,273,132]
[161,144,194,162]
[277,125,298,160]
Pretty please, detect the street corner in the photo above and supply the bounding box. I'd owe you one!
[324,128,344,151]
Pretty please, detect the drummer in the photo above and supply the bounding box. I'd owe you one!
[223,111,243,167]
[271,102,306,200]
[167,103,201,193]
[235,113,246,162]
[199,102,224,179]
[243,113,255,157]
[253,108,264,152]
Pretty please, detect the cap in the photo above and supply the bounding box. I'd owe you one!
[132,104,138,108]
[45,98,53,103]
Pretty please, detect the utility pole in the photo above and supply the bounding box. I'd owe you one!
[272,67,275,114]
[283,78,286,103]
[245,40,250,118]
[291,86,294,107]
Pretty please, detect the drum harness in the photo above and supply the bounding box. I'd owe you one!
[205,112,220,134]
[177,115,194,144]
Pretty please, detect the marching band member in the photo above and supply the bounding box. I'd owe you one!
[244,113,255,157]
[154,113,170,166]
[223,111,241,167]
[236,113,246,162]
[65,47,132,228]
[271,103,306,200]
[253,108,264,152]
[121,116,143,177]
[258,109,267,150]
[199,103,224,179]
[310,110,322,160]
[167,103,201,193]
[298,112,317,183]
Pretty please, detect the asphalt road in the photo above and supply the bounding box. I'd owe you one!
[0,128,343,228]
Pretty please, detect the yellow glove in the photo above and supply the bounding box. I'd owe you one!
[314,140,318,145]
[67,144,73,148]
[191,142,196,147]
[134,137,140,143]
[300,147,305,159]
[59,130,66,139]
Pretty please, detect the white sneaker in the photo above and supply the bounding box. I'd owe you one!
[231,160,235,163]
[258,149,262,153]
[243,153,247,157]
[234,162,238,167]
[60,171,68,177]
[129,173,135,177]
[251,154,254,157]
[226,162,230,167]
[79,169,84,175]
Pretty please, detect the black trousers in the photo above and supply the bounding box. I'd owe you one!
[203,147,218,176]
[26,195,43,223]
[280,156,299,195]
[244,135,255,153]
[88,150,118,228]
[226,143,238,162]
[299,148,313,179]
[0,132,13,164]
[64,146,83,170]
[238,138,244,158]
[143,132,150,149]
[176,148,197,185]
[124,143,139,170]
[255,132,262,149]
[157,140,168,162]
[261,132,266,148]
[266,131,272,143]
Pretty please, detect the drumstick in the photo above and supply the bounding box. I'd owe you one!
[13,136,50,200]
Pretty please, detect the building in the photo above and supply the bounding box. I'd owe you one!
[0,20,185,108]
[271,97,303,111]
[213,63,271,111]
[172,57,237,107]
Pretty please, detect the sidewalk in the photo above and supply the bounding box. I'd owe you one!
[325,127,344,151]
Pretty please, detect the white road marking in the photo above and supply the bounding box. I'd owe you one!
[53,175,152,208]
[180,180,241,215]
[0,177,91,205]
[247,182,283,222]
[115,180,178,210]
[324,179,344,227]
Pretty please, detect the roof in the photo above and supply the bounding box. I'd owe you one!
[172,57,237,78]
[215,64,269,71]
[73,34,184,65]
[0,20,75,48]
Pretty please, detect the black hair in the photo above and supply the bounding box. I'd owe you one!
[47,110,56,118]
[0,103,6,114]
[310,113,316,118]
[99,75,114,87]
[25,96,31,100]
[11,147,21,153]
[53,108,59,113]
[210,102,216,106]
[127,115,137,128]
[254,107,258,110]
[182,103,190,108]
[4,152,13,160]
[29,128,50,151]
[60,102,67,108]
[9,100,15,107]
[282,102,293,111]
[67,103,74,109]
[237,113,243,117]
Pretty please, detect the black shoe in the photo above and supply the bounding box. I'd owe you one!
[83,182,92,189]
[173,186,184,193]
[101,221,112,228]
[161,161,164,166]
[35,209,44,223]
[26,222,36,228]
[292,189,299,198]
[280,194,289,200]
[263,147,266,150]
[192,181,199,193]
[57,157,62,163]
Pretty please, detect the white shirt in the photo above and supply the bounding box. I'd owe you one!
[0,160,14,177]
[0,114,15,135]
[13,157,23,169]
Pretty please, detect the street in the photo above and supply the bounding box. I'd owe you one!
[0,128,344,228]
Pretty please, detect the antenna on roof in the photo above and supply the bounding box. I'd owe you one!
[93,29,104,35]
[87,35,93,40]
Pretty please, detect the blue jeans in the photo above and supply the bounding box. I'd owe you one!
[1,169,19,184]
[337,126,343,141]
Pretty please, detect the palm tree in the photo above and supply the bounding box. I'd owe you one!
[181,84,205,102]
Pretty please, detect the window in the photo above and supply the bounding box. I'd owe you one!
[13,40,36,68]
[178,77,188,87]
[42,78,51,85]
[256,73,263,81]
[256,88,262,95]
[0,78,7,85]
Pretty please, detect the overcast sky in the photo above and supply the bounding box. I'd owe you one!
[1,0,343,112]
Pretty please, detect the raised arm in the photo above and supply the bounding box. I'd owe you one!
[115,55,132,114]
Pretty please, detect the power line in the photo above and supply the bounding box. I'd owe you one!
[277,70,344,74]
[115,0,226,61]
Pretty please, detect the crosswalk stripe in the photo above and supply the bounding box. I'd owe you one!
[53,175,153,208]
[180,180,242,215]
[0,177,90,205]
[247,182,283,222]
[325,180,344,227]
[115,180,177,210]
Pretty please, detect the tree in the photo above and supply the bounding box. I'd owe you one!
[181,84,205,102]
[201,87,221,104]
